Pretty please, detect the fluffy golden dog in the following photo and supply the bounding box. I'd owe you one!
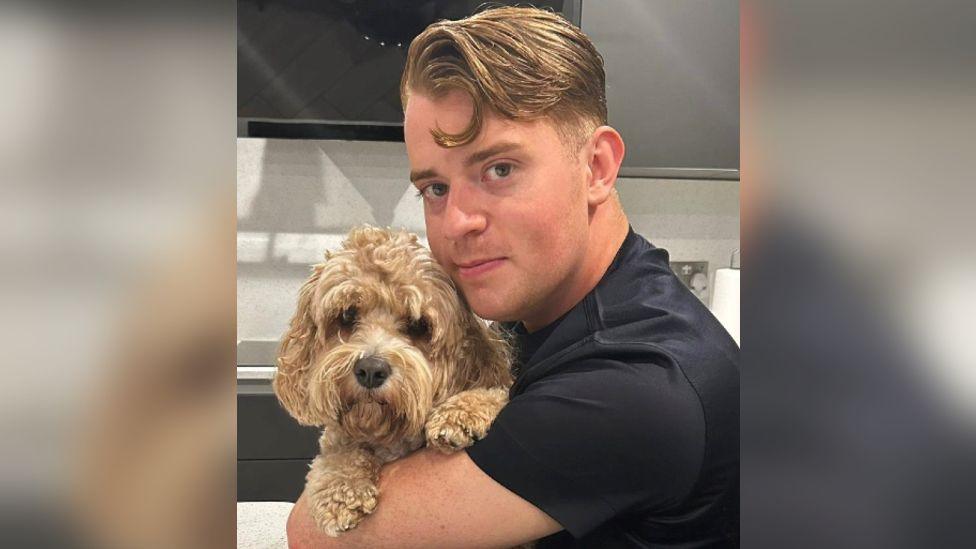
[273,226,512,536]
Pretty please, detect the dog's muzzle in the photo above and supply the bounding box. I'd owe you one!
[353,356,391,389]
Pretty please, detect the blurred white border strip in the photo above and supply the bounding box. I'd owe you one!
[237,367,276,380]
[238,231,431,265]
[237,232,347,265]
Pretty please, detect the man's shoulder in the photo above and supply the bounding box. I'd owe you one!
[511,228,738,410]
[521,274,737,395]
[512,228,739,430]
[591,232,739,374]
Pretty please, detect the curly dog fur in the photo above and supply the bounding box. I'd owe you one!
[273,226,512,536]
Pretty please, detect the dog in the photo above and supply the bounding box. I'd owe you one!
[273,226,513,536]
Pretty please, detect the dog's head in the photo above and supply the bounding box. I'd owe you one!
[273,226,509,446]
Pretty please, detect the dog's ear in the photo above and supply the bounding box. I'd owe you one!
[425,270,513,400]
[272,264,325,426]
[455,308,514,392]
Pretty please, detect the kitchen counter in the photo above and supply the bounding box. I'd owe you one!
[237,501,293,549]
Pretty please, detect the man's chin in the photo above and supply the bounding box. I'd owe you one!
[464,294,518,323]
[470,306,512,323]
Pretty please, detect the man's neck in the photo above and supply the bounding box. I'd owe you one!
[522,210,630,333]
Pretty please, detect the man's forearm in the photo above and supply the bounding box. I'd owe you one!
[284,448,561,549]
[287,491,342,549]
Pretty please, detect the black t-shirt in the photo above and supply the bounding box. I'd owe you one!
[467,228,740,548]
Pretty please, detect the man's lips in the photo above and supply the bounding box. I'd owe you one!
[455,257,505,278]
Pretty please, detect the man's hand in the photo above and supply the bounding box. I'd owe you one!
[286,447,562,548]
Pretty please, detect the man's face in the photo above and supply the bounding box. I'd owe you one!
[404,89,592,326]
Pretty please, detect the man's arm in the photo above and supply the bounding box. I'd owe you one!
[286,447,562,548]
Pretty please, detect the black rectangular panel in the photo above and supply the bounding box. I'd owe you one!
[238,0,581,136]
[238,459,312,502]
[238,392,321,460]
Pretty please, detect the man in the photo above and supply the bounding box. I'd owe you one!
[287,6,739,547]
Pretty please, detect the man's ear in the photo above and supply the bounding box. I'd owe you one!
[583,125,626,206]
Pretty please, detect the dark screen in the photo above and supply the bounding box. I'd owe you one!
[238,0,576,126]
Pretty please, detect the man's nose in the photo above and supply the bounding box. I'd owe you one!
[441,183,487,241]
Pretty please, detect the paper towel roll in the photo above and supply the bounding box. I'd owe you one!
[710,268,740,346]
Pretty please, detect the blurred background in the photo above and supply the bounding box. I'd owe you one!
[0,1,236,548]
[741,1,975,547]
[0,0,972,547]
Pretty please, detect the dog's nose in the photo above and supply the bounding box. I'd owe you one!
[353,356,391,389]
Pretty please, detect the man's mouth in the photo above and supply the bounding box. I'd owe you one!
[455,257,505,278]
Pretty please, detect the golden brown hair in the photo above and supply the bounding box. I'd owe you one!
[400,5,607,154]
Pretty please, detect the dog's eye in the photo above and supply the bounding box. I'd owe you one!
[405,316,430,339]
[338,307,358,328]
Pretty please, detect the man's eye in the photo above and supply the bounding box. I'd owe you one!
[485,163,513,181]
[417,183,448,200]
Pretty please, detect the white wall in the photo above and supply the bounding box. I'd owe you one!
[237,138,739,348]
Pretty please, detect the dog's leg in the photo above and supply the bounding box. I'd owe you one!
[305,443,381,536]
[426,386,508,452]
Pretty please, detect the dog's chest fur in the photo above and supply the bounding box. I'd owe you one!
[319,429,423,465]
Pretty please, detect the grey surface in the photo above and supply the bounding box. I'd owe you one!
[238,340,280,366]
[582,0,739,175]
[619,167,739,180]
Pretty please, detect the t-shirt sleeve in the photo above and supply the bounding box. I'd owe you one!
[466,359,706,538]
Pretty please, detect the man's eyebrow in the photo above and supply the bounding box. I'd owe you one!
[463,141,524,168]
[409,168,439,184]
[409,141,525,183]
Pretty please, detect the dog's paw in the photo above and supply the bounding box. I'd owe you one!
[425,398,495,453]
[426,418,480,452]
[307,478,378,536]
